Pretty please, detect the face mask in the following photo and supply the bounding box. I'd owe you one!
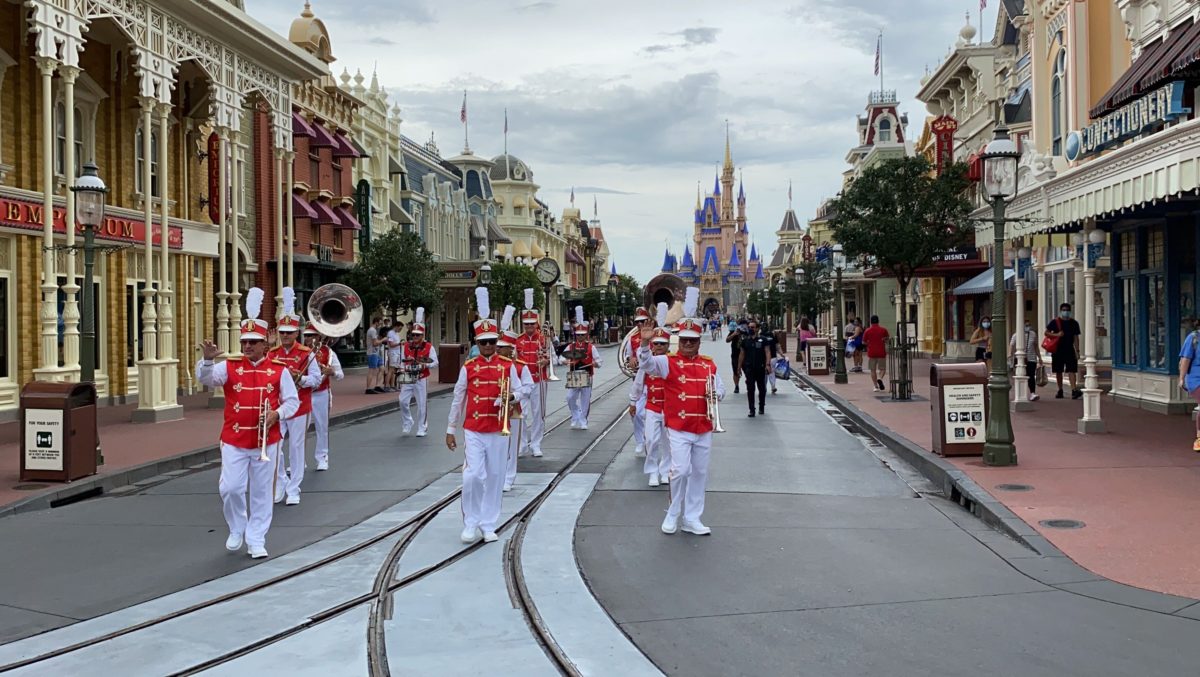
[981,322,991,329]
[1025,324,1032,331]
[1059,310,1071,319]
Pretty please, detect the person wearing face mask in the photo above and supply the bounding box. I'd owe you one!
[970,316,993,368]
[1176,318,1200,451]
[1045,302,1082,399]
[1010,321,1040,402]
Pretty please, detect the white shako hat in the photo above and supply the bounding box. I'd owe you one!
[240,287,268,340]
[473,286,499,340]
[498,305,518,347]
[673,287,703,338]
[572,304,589,335]
[521,288,539,324]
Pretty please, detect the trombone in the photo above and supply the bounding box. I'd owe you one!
[542,332,560,381]
[706,373,726,433]
[499,375,518,436]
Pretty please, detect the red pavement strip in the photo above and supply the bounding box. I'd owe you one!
[0,366,450,518]
[801,355,1200,601]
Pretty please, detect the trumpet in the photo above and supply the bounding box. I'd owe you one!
[543,333,560,381]
[706,373,726,434]
[257,395,271,461]
[499,375,513,436]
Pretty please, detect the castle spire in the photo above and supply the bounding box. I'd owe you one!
[723,119,733,173]
[695,182,701,210]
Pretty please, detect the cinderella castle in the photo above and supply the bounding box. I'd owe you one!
[660,130,764,315]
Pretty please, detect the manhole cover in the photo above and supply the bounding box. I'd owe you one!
[12,483,48,491]
[1039,519,1085,529]
[995,483,1034,492]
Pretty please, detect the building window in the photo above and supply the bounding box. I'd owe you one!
[514,205,523,216]
[309,154,320,191]
[877,118,892,143]
[126,282,146,367]
[1051,49,1066,156]
[135,126,160,198]
[1115,227,1172,370]
[334,229,344,250]
[52,72,104,180]
[311,222,321,245]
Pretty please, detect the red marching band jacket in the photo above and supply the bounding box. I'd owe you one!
[220,357,285,448]
[514,332,546,383]
[644,371,666,414]
[313,345,333,393]
[661,354,718,435]
[404,340,434,379]
[567,341,595,375]
[268,344,313,417]
[462,355,513,434]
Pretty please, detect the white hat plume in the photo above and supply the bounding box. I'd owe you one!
[656,301,668,326]
[501,305,516,332]
[523,288,535,311]
[246,287,264,320]
[574,305,584,326]
[414,307,425,325]
[683,286,699,318]
[282,286,296,317]
[475,286,491,319]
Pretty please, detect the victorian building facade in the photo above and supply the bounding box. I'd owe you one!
[0,0,324,418]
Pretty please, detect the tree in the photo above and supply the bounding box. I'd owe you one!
[343,230,442,320]
[488,263,545,314]
[792,267,834,328]
[830,156,973,395]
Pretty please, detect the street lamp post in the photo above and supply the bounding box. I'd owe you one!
[1079,227,1106,433]
[1012,244,1033,411]
[833,244,848,384]
[775,279,785,329]
[980,122,1021,466]
[70,162,108,384]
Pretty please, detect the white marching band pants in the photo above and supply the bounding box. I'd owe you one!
[665,429,712,524]
[277,414,309,499]
[399,378,429,433]
[506,419,522,488]
[632,391,646,447]
[522,382,545,453]
[219,442,279,548]
[310,389,332,464]
[643,409,669,478]
[462,430,508,532]
[566,385,592,426]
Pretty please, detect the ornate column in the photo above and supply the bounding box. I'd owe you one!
[1012,242,1032,411]
[156,101,179,408]
[34,56,60,380]
[275,147,285,317]
[1079,226,1105,433]
[60,65,81,378]
[133,96,162,421]
[227,128,242,357]
[286,150,295,288]
[214,126,230,356]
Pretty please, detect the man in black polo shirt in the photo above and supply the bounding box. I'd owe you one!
[726,319,745,394]
[738,320,777,417]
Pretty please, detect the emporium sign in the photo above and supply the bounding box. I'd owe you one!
[1065,81,1190,161]
[0,196,184,249]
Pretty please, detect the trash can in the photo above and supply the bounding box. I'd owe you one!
[20,382,99,482]
[608,327,620,344]
[807,338,831,376]
[439,343,465,384]
[929,363,988,456]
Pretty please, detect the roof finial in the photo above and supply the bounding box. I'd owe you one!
[301,1,313,18]
[723,119,733,172]
[695,181,701,210]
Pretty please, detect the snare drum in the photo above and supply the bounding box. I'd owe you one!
[565,370,593,389]
[396,366,421,385]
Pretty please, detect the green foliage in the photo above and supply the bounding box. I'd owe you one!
[343,230,442,320]
[792,267,834,325]
[487,263,546,314]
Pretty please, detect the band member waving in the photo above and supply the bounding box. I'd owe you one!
[446,287,531,544]
[637,287,725,536]
[302,325,343,471]
[268,287,322,506]
[628,305,652,456]
[629,302,671,487]
[399,307,438,437]
[197,288,299,559]
[513,288,551,457]
[559,305,603,430]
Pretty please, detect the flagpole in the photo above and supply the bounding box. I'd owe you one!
[879,29,884,92]
[462,90,469,152]
[503,107,508,156]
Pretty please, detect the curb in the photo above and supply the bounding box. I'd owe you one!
[794,371,1200,617]
[0,388,452,520]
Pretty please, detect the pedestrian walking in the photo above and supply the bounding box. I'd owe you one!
[1044,303,1082,399]
[385,320,404,391]
[446,288,530,544]
[196,288,299,559]
[737,320,776,416]
[1177,319,1200,451]
[267,288,322,507]
[302,326,343,471]
[637,288,725,536]
[726,320,744,393]
[795,317,815,364]
[860,315,890,392]
[1011,321,1040,402]
[364,316,384,394]
[844,314,863,373]
[970,316,993,369]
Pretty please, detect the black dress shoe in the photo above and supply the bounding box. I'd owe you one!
[759,406,765,415]
[1071,389,1082,399]
[734,386,740,394]
[748,411,755,418]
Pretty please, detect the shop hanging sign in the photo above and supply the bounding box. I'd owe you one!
[1066,81,1191,162]
[207,132,221,224]
[931,115,958,175]
[0,196,183,248]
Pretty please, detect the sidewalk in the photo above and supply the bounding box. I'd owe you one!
[803,351,1200,599]
[0,365,449,516]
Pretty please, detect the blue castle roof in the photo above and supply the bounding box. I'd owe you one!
[728,246,741,268]
[712,175,720,196]
[680,245,695,270]
[611,261,617,276]
[660,247,674,272]
[701,246,720,274]
[749,243,759,261]
[754,260,765,279]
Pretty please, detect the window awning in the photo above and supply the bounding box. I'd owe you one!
[389,199,413,225]
[486,217,510,244]
[952,267,1015,296]
[333,205,362,230]
[292,193,318,219]
[1090,34,1173,118]
[1141,19,1200,92]
[292,112,315,138]
[310,123,337,149]
[332,132,361,159]
[309,199,341,226]
[566,249,585,265]
[350,137,370,158]
[388,155,403,175]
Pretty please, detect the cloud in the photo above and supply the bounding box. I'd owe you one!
[366,36,396,45]
[323,0,436,26]
[641,25,719,55]
[560,186,637,195]
[516,1,555,10]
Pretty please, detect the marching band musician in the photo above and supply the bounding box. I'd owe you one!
[446,288,531,544]
[497,306,535,492]
[268,287,322,506]
[197,288,299,559]
[628,306,652,456]
[514,288,550,458]
[559,305,604,430]
[628,303,671,487]
[636,287,725,536]
[399,307,438,437]
[302,326,343,471]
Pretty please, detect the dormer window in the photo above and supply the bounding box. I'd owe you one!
[877,118,892,143]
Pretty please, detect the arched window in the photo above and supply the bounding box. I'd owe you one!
[1051,48,1066,156]
[877,118,892,143]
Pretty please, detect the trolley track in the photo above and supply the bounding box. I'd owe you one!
[0,371,630,675]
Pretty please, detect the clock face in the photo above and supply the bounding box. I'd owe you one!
[535,257,560,284]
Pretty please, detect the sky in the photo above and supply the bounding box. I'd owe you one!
[255,0,1001,285]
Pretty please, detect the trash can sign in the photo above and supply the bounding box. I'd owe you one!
[24,408,64,471]
[943,384,985,444]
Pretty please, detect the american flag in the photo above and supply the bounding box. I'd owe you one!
[503,108,508,134]
[873,33,881,76]
[460,91,467,124]
[980,0,986,10]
